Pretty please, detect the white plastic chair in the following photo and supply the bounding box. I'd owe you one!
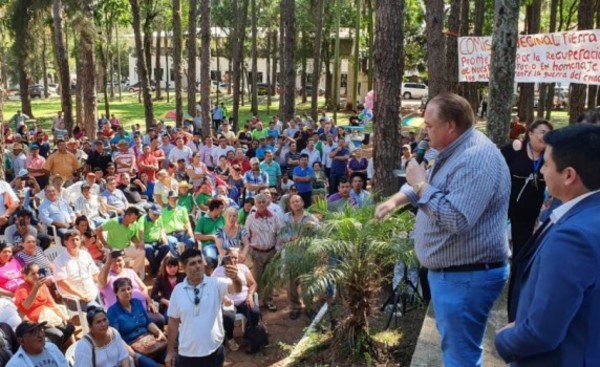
[48,225,62,247]
[65,342,76,366]
[44,246,65,263]
[235,293,260,333]
[44,246,91,334]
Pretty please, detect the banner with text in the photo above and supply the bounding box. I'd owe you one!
[458,30,600,85]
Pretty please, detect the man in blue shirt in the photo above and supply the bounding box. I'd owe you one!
[328,139,350,195]
[376,93,510,367]
[293,154,314,208]
[212,103,224,131]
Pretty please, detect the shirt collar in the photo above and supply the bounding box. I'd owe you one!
[436,128,474,160]
[255,209,273,219]
[550,189,600,224]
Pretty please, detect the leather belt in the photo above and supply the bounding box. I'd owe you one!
[250,246,275,253]
[429,261,507,273]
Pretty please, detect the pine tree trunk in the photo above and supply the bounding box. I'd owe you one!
[517,0,540,126]
[164,29,170,104]
[232,0,250,131]
[333,0,341,120]
[76,54,84,126]
[311,0,325,121]
[250,0,259,116]
[81,0,97,137]
[544,0,559,120]
[200,0,212,136]
[187,0,198,115]
[487,0,519,146]
[130,0,154,129]
[373,0,404,198]
[282,0,296,122]
[271,30,278,107]
[42,35,49,99]
[569,0,594,124]
[266,29,272,108]
[301,31,307,104]
[173,0,184,127]
[425,0,446,98]
[445,0,461,94]
[155,28,163,100]
[52,0,73,132]
[350,0,360,109]
[366,0,374,92]
[278,4,285,118]
[459,0,478,112]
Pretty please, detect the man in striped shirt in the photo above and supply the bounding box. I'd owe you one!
[376,93,510,367]
[243,193,280,311]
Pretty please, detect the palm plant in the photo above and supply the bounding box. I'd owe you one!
[263,200,416,361]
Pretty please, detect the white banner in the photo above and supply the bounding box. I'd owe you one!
[458,30,600,85]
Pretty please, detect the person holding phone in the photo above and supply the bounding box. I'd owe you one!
[14,263,75,350]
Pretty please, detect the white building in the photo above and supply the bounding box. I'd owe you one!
[127,27,354,94]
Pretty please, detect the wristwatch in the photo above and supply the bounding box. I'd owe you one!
[413,181,427,196]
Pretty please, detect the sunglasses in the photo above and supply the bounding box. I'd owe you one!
[86,307,103,319]
[193,287,200,306]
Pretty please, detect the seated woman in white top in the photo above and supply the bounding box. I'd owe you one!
[75,306,132,367]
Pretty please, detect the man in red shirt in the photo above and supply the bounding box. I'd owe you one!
[138,144,159,182]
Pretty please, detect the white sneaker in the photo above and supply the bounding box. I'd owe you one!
[227,338,239,351]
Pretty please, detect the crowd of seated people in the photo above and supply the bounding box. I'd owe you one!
[0,110,382,365]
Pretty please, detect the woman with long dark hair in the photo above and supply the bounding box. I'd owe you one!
[150,256,184,322]
[501,119,554,258]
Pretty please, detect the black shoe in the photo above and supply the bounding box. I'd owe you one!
[289,310,301,320]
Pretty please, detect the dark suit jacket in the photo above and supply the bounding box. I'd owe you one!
[495,192,600,367]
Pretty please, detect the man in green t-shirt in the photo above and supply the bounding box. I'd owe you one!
[96,206,146,278]
[177,181,195,217]
[163,191,195,254]
[138,204,170,276]
[194,198,225,270]
[194,181,213,213]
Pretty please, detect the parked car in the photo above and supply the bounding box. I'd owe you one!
[28,85,43,98]
[256,82,276,95]
[298,84,325,96]
[401,82,428,99]
[127,81,156,92]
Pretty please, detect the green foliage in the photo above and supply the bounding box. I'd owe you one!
[262,201,416,362]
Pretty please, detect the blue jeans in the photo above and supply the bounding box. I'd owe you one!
[428,265,509,367]
[166,232,195,255]
[202,244,218,269]
[145,242,171,275]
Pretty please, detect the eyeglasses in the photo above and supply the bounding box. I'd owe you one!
[533,129,550,136]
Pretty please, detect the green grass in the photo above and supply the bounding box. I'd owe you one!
[3,93,354,131]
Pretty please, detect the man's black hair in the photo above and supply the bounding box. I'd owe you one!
[124,206,142,217]
[16,209,32,218]
[544,124,600,191]
[338,177,349,186]
[208,198,224,211]
[180,248,204,266]
[299,153,309,160]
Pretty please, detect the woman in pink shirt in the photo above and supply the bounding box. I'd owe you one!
[0,242,24,297]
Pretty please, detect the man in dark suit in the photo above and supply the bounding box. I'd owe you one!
[495,123,600,366]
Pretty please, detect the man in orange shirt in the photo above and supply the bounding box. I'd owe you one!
[42,139,81,182]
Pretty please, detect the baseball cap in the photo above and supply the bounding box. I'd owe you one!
[118,139,129,146]
[168,190,178,198]
[149,204,162,216]
[13,143,23,150]
[16,321,47,338]
[290,185,298,191]
[249,157,260,165]
[29,143,40,150]
[17,169,29,178]
[86,172,96,179]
